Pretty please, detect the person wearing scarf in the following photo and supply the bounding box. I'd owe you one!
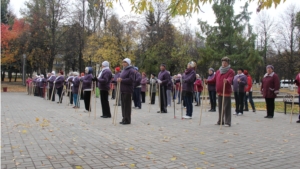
[294,72,300,123]
[81,67,93,112]
[69,72,80,109]
[54,71,65,103]
[47,71,56,101]
[261,65,280,118]
[205,57,235,127]
[66,72,74,105]
[96,61,112,118]
[181,61,196,119]
[232,68,247,115]
[207,68,216,112]
[117,58,135,125]
[157,63,171,113]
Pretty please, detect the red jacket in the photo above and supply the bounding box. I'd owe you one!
[295,73,300,95]
[194,79,203,92]
[261,72,280,98]
[244,75,252,92]
[207,69,235,96]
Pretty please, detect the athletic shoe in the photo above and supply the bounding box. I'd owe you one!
[224,124,231,127]
[233,112,237,115]
[296,120,300,123]
[253,109,256,112]
[238,113,243,116]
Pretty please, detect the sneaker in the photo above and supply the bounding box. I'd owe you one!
[183,116,191,119]
[253,109,256,112]
[233,112,237,115]
[243,109,249,111]
[296,120,300,123]
[224,124,231,127]
[238,113,243,116]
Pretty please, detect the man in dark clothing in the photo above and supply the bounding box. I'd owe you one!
[232,68,247,115]
[133,67,142,109]
[157,63,171,113]
[117,58,135,125]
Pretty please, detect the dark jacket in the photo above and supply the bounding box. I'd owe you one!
[207,73,216,91]
[182,68,196,93]
[232,73,247,92]
[81,74,93,91]
[97,68,112,91]
[134,72,142,88]
[167,78,173,90]
[207,69,235,96]
[47,75,56,88]
[71,76,80,94]
[54,76,65,89]
[120,66,135,94]
[261,72,280,98]
[39,78,46,88]
[158,70,171,86]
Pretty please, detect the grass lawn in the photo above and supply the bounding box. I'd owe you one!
[232,102,300,114]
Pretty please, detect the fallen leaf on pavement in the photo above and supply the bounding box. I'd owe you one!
[200,151,205,155]
[171,156,177,161]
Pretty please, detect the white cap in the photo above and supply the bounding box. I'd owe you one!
[51,71,55,74]
[123,58,131,65]
[188,61,196,68]
[102,61,109,67]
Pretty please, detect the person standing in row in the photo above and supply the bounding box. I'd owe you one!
[39,75,46,98]
[181,61,196,119]
[97,61,112,118]
[243,70,256,112]
[294,72,300,123]
[81,67,93,112]
[149,73,157,104]
[140,72,148,103]
[70,72,80,109]
[175,74,182,104]
[55,71,65,104]
[26,77,32,95]
[206,57,234,127]
[118,58,135,125]
[66,72,74,105]
[167,71,172,107]
[157,63,171,113]
[80,72,85,100]
[207,68,216,112]
[113,67,121,106]
[133,67,142,109]
[261,65,280,118]
[47,71,56,101]
[34,75,40,96]
[233,68,247,115]
[194,74,203,106]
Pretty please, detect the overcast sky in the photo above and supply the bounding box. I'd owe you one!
[9,0,298,31]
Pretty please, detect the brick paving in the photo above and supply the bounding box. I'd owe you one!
[1,92,300,169]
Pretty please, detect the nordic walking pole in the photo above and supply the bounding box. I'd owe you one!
[172,85,176,118]
[112,82,119,124]
[94,82,97,120]
[76,81,82,112]
[148,79,154,112]
[59,86,64,104]
[47,82,49,100]
[158,83,161,114]
[180,78,183,119]
[290,85,296,124]
[114,82,121,126]
[199,84,205,125]
[89,82,93,117]
[220,81,226,130]
[50,83,55,102]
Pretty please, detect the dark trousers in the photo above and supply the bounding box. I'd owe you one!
[234,92,244,114]
[133,88,141,108]
[111,89,115,99]
[159,86,167,112]
[244,91,255,110]
[49,87,55,101]
[141,91,146,103]
[84,91,91,111]
[184,92,193,117]
[57,87,63,103]
[39,88,44,98]
[121,93,132,124]
[100,90,111,117]
[265,98,275,117]
[209,91,217,110]
[151,92,156,104]
[218,95,231,125]
[80,89,84,100]
[34,86,39,96]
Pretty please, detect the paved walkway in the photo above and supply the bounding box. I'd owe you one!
[1,93,300,169]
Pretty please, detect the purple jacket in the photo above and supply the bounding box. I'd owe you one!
[39,78,46,88]
[71,76,80,94]
[120,66,135,94]
[134,72,142,88]
[207,73,216,91]
[97,68,112,91]
[81,74,93,90]
[232,73,247,92]
[167,78,173,90]
[47,75,56,88]
[66,76,74,89]
[141,77,148,92]
[158,70,171,86]
[182,68,196,93]
[54,76,65,89]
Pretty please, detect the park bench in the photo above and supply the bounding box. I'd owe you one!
[283,94,299,114]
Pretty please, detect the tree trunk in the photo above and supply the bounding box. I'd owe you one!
[14,72,17,82]
[8,70,12,82]
[1,70,5,81]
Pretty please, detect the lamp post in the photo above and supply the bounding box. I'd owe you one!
[22,54,26,86]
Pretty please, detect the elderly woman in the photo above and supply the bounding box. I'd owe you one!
[261,65,280,118]
[207,68,216,112]
[140,72,148,103]
[194,74,203,106]
[294,72,300,123]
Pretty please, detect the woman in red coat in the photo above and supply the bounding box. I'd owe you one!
[294,72,300,123]
[261,65,280,118]
[194,74,203,106]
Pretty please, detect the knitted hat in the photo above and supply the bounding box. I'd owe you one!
[115,67,120,72]
[188,61,196,68]
[266,65,274,70]
[59,70,64,75]
[134,67,138,71]
[209,68,214,72]
[51,71,55,75]
[123,58,131,65]
[244,70,248,75]
[102,61,109,67]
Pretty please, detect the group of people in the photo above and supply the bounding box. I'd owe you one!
[26,56,300,126]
